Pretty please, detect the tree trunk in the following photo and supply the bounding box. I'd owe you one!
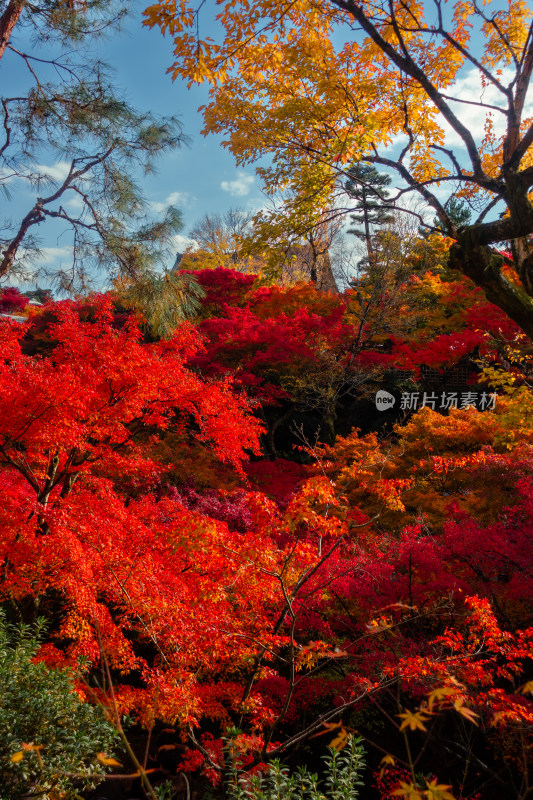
[0,0,25,61]
[449,241,533,340]
[362,185,374,268]
[0,201,45,278]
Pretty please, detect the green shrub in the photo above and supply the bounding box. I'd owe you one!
[0,614,119,800]
[225,735,366,800]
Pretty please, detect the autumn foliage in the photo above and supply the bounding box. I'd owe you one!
[145,0,533,340]
[0,268,532,799]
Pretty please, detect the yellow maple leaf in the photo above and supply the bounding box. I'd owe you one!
[427,687,456,711]
[425,777,456,799]
[329,729,350,751]
[309,720,343,739]
[453,699,479,724]
[391,780,424,799]
[398,709,431,731]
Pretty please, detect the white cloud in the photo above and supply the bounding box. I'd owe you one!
[65,193,84,212]
[9,245,73,278]
[0,166,18,184]
[37,246,73,264]
[150,191,190,213]
[383,66,531,163]
[171,234,198,253]
[33,161,72,183]
[438,68,515,149]
[245,198,268,214]
[221,171,254,197]
[0,161,93,189]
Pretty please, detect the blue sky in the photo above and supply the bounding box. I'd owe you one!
[2,1,266,290]
[3,1,527,290]
[101,1,265,248]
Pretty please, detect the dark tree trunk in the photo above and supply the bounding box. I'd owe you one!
[449,241,533,340]
[0,0,25,61]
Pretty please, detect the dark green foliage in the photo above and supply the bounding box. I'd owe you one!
[0,614,119,800]
[25,287,53,304]
[345,163,394,268]
[117,268,205,339]
[433,196,472,232]
[8,1,129,46]
[225,736,366,800]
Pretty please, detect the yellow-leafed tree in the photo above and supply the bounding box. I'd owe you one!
[144,0,533,337]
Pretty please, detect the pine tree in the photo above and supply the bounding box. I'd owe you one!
[345,163,394,271]
[0,1,185,291]
[115,268,205,339]
[432,196,472,233]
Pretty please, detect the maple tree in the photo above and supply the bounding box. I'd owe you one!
[165,451,532,798]
[0,298,283,729]
[0,288,28,315]
[0,261,532,798]
[171,260,530,469]
[165,268,533,796]
[247,437,533,799]
[144,0,533,337]
[186,270,377,448]
[4,6,533,793]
